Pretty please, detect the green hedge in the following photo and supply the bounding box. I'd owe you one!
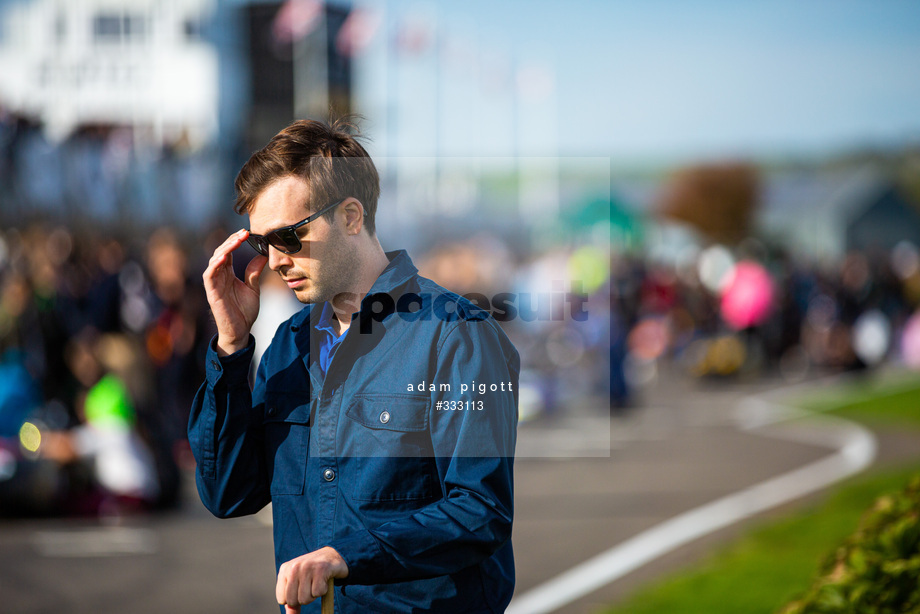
[779,474,920,614]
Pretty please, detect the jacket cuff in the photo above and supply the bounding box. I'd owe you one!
[327,528,388,585]
[205,335,255,387]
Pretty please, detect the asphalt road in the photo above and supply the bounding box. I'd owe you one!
[1,370,917,614]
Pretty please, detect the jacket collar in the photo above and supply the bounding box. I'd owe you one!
[366,250,418,296]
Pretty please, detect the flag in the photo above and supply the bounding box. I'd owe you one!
[273,0,322,45]
[393,13,433,56]
[336,7,381,57]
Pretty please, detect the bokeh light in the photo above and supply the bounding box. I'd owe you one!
[852,310,891,366]
[901,311,920,369]
[720,261,774,330]
[698,245,735,293]
[19,421,41,454]
[891,241,920,280]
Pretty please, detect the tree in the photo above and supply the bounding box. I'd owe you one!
[657,162,760,244]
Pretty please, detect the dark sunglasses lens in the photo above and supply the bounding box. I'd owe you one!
[268,229,302,254]
[246,236,268,256]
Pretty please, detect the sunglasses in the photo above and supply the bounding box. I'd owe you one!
[246,198,346,256]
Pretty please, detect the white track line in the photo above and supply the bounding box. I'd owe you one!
[506,390,877,614]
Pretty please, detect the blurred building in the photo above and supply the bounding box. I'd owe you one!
[0,0,354,228]
[0,0,219,145]
[613,159,920,266]
[761,165,920,260]
[845,178,920,254]
[245,0,352,149]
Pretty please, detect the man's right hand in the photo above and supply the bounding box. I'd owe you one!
[203,229,267,356]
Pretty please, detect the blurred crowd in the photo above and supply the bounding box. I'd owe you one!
[419,235,920,417]
[3,192,920,517]
[610,244,920,385]
[0,111,920,514]
[0,110,225,230]
[0,224,226,517]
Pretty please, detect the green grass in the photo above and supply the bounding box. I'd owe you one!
[600,467,920,614]
[798,373,920,429]
[600,375,920,614]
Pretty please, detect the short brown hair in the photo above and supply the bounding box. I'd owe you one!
[234,116,380,234]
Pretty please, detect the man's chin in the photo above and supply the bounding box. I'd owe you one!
[292,285,327,305]
[292,289,316,304]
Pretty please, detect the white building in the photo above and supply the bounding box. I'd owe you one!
[0,0,219,145]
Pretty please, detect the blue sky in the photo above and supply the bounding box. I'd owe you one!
[356,0,920,163]
[1,0,916,165]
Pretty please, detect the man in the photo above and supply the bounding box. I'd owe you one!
[188,117,519,613]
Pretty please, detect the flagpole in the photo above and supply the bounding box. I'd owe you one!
[432,5,441,213]
[386,0,399,220]
[293,7,306,118]
[291,1,327,120]
[317,3,328,117]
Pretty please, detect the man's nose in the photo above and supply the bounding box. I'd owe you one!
[267,246,293,271]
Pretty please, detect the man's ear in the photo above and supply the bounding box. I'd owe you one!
[342,199,365,235]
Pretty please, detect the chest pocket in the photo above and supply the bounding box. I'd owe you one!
[345,394,437,502]
[263,392,311,496]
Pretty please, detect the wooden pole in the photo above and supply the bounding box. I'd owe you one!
[321,578,334,614]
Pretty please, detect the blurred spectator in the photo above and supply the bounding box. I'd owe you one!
[42,332,159,516]
[143,229,213,485]
[0,223,222,515]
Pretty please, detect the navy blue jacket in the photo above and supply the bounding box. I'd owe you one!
[189,251,519,613]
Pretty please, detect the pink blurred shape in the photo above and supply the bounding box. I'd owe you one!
[336,7,381,57]
[273,0,322,45]
[901,311,920,369]
[720,261,775,330]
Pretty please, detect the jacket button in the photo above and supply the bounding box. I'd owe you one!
[210,360,220,370]
[267,407,276,417]
[379,410,390,424]
[323,468,335,482]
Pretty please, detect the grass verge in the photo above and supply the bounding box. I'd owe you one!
[798,371,920,429]
[600,374,920,614]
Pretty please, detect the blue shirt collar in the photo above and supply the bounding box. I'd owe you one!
[315,300,341,338]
